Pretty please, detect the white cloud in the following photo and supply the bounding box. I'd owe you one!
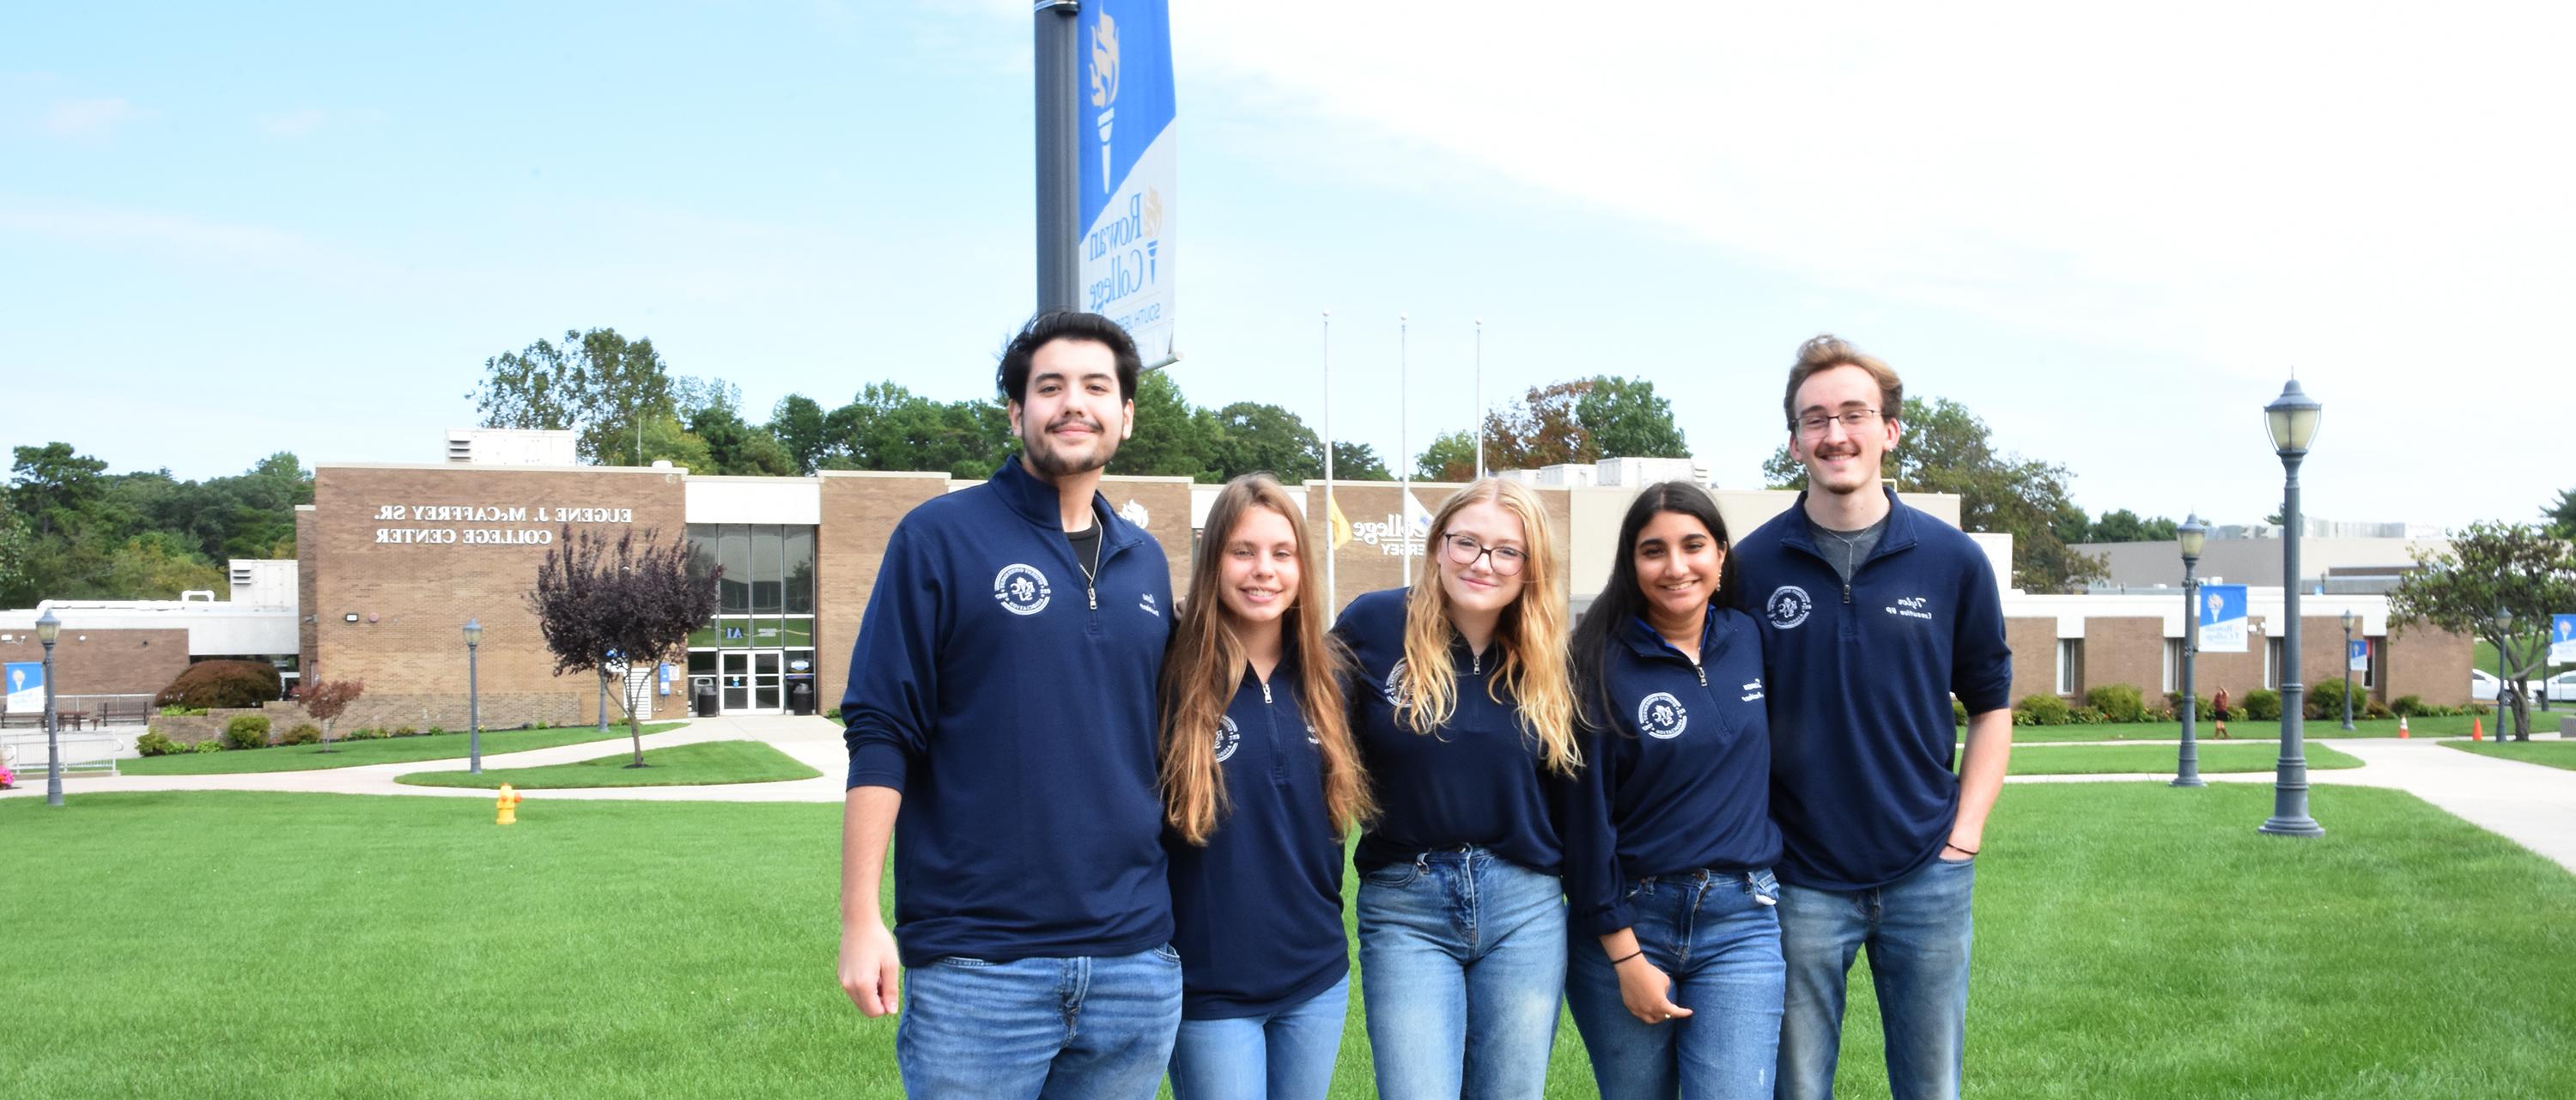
[40,96,147,137]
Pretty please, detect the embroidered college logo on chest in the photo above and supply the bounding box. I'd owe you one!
[1213,715,1241,762]
[1765,585,1812,629]
[993,563,1052,616]
[1382,659,1409,707]
[1637,691,1689,739]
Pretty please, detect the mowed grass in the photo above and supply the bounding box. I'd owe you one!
[2006,714,2482,744]
[7,784,2573,1098]
[2443,739,2576,771]
[121,722,683,775]
[1990,741,2362,775]
[395,739,820,789]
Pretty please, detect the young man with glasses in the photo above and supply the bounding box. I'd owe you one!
[1733,335,2014,1100]
[838,311,1181,1098]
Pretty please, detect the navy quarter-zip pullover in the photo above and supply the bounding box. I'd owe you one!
[1735,488,2012,892]
[1165,654,1350,1019]
[1332,587,1577,877]
[1564,605,1783,937]
[842,459,1176,967]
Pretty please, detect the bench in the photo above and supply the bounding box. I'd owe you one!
[0,732,121,778]
[1,710,93,731]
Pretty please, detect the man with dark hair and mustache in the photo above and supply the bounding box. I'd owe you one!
[837,311,1181,1098]
[1734,335,2014,1100]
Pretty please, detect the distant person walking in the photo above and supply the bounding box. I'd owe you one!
[2211,686,2232,738]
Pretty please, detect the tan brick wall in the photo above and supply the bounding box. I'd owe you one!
[816,472,951,714]
[2005,617,2057,707]
[1097,475,1197,599]
[307,465,687,726]
[2082,617,2166,701]
[1303,481,1572,617]
[296,506,317,676]
[2386,622,2472,707]
[14,628,191,701]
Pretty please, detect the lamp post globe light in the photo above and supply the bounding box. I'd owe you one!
[463,618,483,775]
[2173,514,2208,787]
[2260,378,2324,837]
[2341,608,2360,732]
[35,609,63,807]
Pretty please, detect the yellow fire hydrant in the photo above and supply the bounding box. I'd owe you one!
[495,782,522,826]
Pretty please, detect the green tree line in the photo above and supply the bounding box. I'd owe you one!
[3,444,313,605]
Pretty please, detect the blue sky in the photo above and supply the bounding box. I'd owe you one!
[5,2,2567,533]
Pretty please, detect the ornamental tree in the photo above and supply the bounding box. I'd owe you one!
[2387,521,2576,740]
[299,678,365,752]
[526,526,720,766]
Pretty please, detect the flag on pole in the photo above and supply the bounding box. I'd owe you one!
[1329,495,1353,550]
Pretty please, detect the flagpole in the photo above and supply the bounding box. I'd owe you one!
[1474,318,1485,481]
[1321,310,1336,623]
[1399,313,1411,586]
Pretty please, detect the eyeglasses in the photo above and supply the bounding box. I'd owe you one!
[1443,533,1527,576]
[1793,408,1883,436]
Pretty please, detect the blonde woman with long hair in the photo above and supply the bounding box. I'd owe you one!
[1159,474,1374,1100]
[1330,477,1583,1099]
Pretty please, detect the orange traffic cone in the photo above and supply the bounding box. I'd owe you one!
[2471,716,2483,741]
[2397,716,2409,739]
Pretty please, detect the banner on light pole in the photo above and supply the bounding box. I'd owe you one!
[2553,614,2576,665]
[2348,639,2368,672]
[1078,0,1176,362]
[2198,584,2248,653]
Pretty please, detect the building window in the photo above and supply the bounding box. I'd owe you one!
[2163,639,2181,693]
[2360,638,2376,690]
[2057,639,2081,696]
[2265,637,2282,690]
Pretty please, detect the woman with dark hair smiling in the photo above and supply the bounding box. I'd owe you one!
[1158,473,1374,1100]
[1562,480,1784,1100]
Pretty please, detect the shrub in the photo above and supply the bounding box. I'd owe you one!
[425,726,447,737]
[2244,689,2283,720]
[343,726,388,741]
[2306,678,2360,720]
[1952,698,1968,726]
[2086,684,2148,724]
[2468,703,2491,716]
[2014,694,2073,726]
[136,730,184,757]
[155,660,283,710]
[2391,695,2430,717]
[190,738,224,754]
[222,715,273,750]
[2068,705,2107,725]
[155,704,208,717]
[392,725,420,738]
[2364,700,2392,720]
[278,722,323,746]
[2166,691,2216,721]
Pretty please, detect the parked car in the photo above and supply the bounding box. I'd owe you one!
[2470,669,2542,703]
[2548,671,2576,703]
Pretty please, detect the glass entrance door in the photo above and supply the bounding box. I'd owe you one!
[720,651,786,714]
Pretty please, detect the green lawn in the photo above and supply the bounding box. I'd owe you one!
[2443,739,2576,772]
[2005,714,2482,743]
[1992,741,2361,775]
[395,739,820,789]
[121,722,683,775]
[8,784,2571,1097]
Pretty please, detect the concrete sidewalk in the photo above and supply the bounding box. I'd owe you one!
[0,714,852,804]
[2008,737,2576,873]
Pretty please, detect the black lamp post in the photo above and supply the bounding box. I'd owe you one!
[464,618,483,775]
[2341,608,2360,731]
[2174,514,2208,787]
[35,609,62,807]
[2260,378,2324,837]
[2496,607,2513,738]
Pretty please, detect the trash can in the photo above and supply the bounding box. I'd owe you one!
[693,678,719,717]
[789,680,816,717]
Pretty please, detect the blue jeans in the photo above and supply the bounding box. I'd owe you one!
[1775,855,1976,1100]
[1565,868,1784,1100]
[896,944,1183,1100]
[1166,972,1351,1100]
[1356,848,1566,1100]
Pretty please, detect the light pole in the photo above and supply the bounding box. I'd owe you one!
[35,609,62,807]
[2260,378,2324,837]
[2174,515,2207,787]
[2496,607,2514,739]
[464,618,483,775]
[2341,608,2360,731]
